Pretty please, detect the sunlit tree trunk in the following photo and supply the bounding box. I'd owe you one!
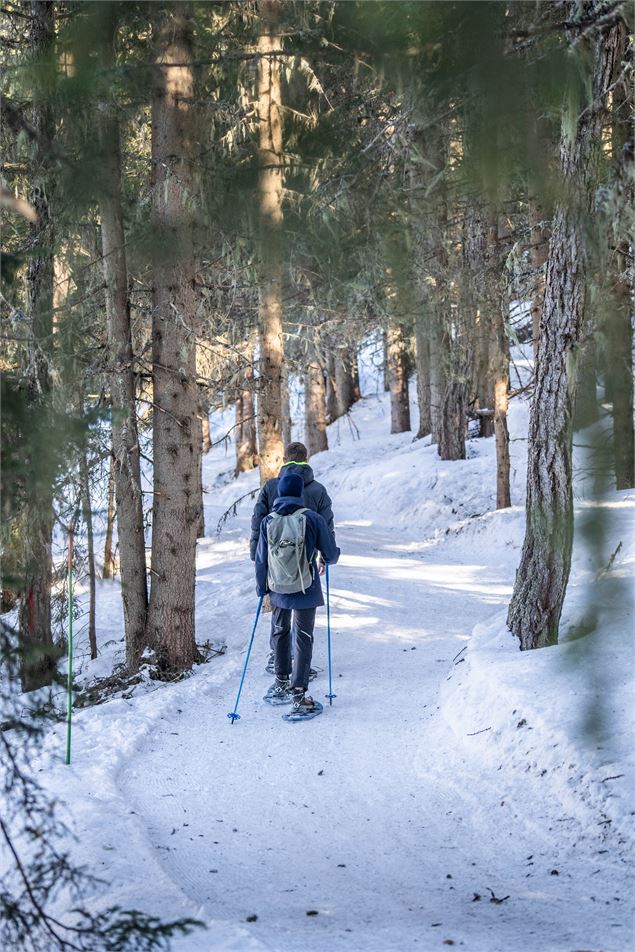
[387,324,411,434]
[103,452,117,579]
[256,0,285,483]
[147,3,201,670]
[96,7,148,671]
[488,219,511,509]
[19,0,56,692]
[508,11,620,649]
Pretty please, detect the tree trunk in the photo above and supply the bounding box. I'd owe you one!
[305,355,328,456]
[574,339,599,429]
[103,451,117,579]
[508,12,620,650]
[494,374,511,509]
[352,352,361,403]
[386,325,411,434]
[201,402,211,454]
[79,438,97,661]
[607,24,634,490]
[334,346,357,418]
[428,318,446,446]
[408,116,459,453]
[414,317,432,439]
[147,4,201,671]
[235,365,258,474]
[382,329,390,392]
[609,237,635,490]
[19,0,56,692]
[281,357,292,448]
[438,366,467,461]
[256,0,285,484]
[529,202,550,361]
[96,9,148,671]
[488,220,511,509]
[325,350,338,423]
[464,204,495,437]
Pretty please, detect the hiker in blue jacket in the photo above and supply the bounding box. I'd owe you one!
[255,471,340,716]
[250,441,335,560]
[251,441,337,676]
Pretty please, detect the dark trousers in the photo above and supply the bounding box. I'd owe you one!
[270,606,316,691]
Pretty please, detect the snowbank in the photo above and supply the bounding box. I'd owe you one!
[441,491,635,848]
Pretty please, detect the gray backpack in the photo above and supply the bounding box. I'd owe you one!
[266,508,314,594]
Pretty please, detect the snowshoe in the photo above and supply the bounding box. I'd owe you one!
[308,666,320,682]
[282,692,323,722]
[263,678,293,706]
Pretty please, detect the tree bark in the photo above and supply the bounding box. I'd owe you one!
[334,345,357,418]
[96,8,148,671]
[235,364,258,474]
[414,318,432,438]
[607,23,634,490]
[508,10,620,650]
[488,218,511,510]
[609,236,635,490]
[281,356,292,448]
[305,354,329,456]
[147,4,201,671]
[325,349,338,423]
[19,0,56,692]
[465,205,495,438]
[201,409,211,454]
[438,363,467,461]
[528,202,550,361]
[386,325,411,434]
[256,0,285,484]
[103,451,117,579]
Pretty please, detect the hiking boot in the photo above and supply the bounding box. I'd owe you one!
[291,689,317,714]
[265,676,292,702]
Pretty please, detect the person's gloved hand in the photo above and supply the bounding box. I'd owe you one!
[318,556,326,577]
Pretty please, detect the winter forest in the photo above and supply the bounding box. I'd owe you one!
[1,1,634,950]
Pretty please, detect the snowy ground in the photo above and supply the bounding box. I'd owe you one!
[5,350,635,952]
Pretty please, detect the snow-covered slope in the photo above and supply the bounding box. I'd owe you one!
[5,354,634,952]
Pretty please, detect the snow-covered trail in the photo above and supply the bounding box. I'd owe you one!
[120,517,629,952]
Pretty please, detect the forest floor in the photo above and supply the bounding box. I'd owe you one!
[23,360,635,952]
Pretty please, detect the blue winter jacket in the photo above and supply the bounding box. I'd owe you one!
[255,496,340,609]
[250,462,335,560]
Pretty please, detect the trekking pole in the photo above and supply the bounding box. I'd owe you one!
[227,595,264,724]
[65,524,74,765]
[325,563,336,705]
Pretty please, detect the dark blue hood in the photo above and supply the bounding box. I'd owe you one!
[272,495,305,516]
